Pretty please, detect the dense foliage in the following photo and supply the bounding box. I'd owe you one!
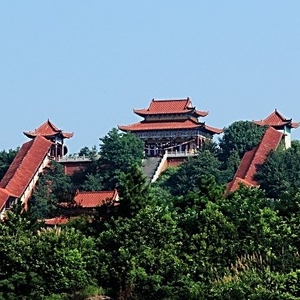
[71,128,145,191]
[255,140,300,199]
[0,148,18,180]
[218,120,267,161]
[2,123,300,299]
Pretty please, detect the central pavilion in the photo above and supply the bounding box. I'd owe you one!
[118,98,222,156]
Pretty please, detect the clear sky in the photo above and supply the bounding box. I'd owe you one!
[1,1,300,153]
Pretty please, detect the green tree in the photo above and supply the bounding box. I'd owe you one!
[255,141,300,199]
[78,145,98,158]
[210,258,300,300]
[219,121,266,162]
[70,146,100,190]
[97,200,187,300]
[116,164,151,219]
[0,203,39,300]
[98,128,144,189]
[28,227,98,297]
[0,205,98,299]
[30,161,75,218]
[0,148,18,180]
[161,150,224,196]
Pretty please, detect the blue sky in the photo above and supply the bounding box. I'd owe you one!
[1,1,300,153]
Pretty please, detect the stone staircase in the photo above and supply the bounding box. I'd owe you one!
[141,157,162,183]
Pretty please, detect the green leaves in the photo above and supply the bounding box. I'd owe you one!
[255,141,300,199]
[219,121,266,161]
[98,128,145,190]
[0,148,18,180]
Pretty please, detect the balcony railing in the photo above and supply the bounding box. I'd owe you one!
[57,155,94,163]
[165,150,199,157]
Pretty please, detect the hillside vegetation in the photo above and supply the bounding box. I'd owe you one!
[2,122,300,299]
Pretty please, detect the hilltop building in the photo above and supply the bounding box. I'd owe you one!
[24,119,73,160]
[118,98,222,157]
[253,109,299,149]
[0,120,73,218]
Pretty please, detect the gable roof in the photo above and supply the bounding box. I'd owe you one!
[0,136,53,198]
[24,119,73,139]
[227,127,283,193]
[73,189,119,208]
[254,109,299,129]
[134,98,208,117]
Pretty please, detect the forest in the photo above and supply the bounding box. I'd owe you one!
[2,121,300,299]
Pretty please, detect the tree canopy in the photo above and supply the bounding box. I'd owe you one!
[0,148,18,180]
[2,123,300,299]
[218,120,266,161]
[255,140,300,199]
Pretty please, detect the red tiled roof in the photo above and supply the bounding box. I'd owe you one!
[44,216,70,226]
[0,136,53,197]
[24,119,73,139]
[119,120,202,131]
[134,98,208,117]
[226,177,257,193]
[203,124,223,134]
[73,189,119,208]
[227,127,283,193]
[119,120,222,134]
[0,188,16,211]
[254,109,299,129]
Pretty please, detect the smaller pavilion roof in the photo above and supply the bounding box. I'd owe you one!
[253,109,299,129]
[226,127,283,193]
[73,189,119,208]
[24,119,73,139]
[134,98,208,117]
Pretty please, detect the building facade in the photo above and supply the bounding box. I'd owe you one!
[118,98,222,156]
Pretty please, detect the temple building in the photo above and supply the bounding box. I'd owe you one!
[253,109,299,149]
[24,119,73,160]
[0,120,73,218]
[118,98,222,156]
[0,136,53,218]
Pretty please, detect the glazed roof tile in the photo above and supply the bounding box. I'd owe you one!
[254,109,299,129]
[227,127,283,193]
[203,124,223,134]
[119,120,222,134]
[24,119,73,139]
[134,98,208,117]
[119,120,202,131]
[226,177,256,193]
[73,189,119,208]
[0,136,53,197]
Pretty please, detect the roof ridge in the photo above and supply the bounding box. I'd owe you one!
[1,140,33,190]
[244,127,283,182]
[3,136,53,197]
[11,136,52,196]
